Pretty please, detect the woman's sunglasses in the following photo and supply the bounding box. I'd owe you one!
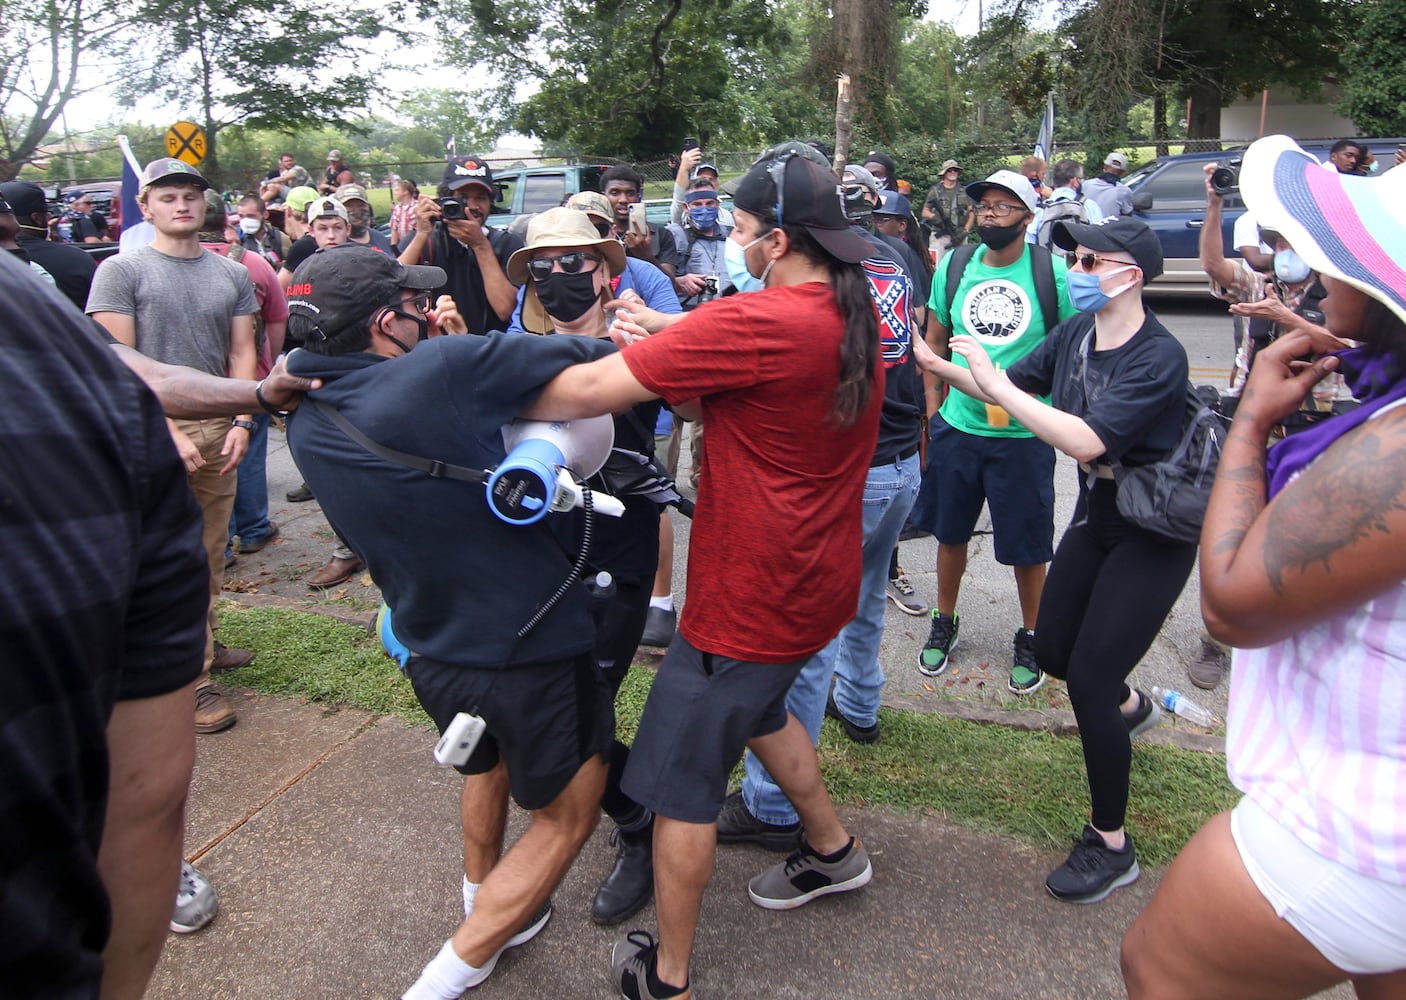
[1065,251,1137,271]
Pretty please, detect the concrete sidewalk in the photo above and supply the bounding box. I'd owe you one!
[149,428,1360,999]
[147,694,1154,999]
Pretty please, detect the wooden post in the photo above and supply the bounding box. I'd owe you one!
[832,73,852,179]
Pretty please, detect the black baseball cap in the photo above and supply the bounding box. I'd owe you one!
[1052,217,1164,282]
[443,155,495,195]
[730,155,872,264]
[287,245,445,341]
[0,181,45,219]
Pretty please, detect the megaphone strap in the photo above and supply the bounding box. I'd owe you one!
[307,399,490,485]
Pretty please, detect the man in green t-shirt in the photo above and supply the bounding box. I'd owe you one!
[914,169,1077,695]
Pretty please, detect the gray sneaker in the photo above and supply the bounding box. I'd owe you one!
[170,861,217,933]
[748,837,873,910]
[886,571,927,616]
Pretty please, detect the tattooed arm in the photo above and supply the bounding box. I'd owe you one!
[1201,330,1406,647]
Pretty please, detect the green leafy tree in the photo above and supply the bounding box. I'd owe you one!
[1060,0,1355,150]
[1338,0,1406,134]
[431,0,791,158]
[0,0,139,180]
[122,0,389,185]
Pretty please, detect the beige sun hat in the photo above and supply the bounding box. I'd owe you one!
[506,207,628,334]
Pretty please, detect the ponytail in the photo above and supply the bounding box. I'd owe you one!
[782,225,879,427]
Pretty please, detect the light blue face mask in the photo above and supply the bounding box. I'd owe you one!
[1274,247,1311,284]
[724,231,774,293]
[1066,264,1137,314]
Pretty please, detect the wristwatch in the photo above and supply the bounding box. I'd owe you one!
[231,418,256,433]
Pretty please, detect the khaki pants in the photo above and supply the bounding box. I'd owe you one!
[176,417,238,683]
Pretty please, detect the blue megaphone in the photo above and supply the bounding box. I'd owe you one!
[485,416,622,525]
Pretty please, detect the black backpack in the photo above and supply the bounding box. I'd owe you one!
[942,242,1060,336]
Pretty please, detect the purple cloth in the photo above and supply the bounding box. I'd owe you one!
[1266,347,1406,497]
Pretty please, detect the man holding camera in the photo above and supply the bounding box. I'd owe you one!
[670,177,732,310]
[397,154,521,335]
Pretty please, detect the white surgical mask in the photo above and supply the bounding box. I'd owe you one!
[238,217,262,236]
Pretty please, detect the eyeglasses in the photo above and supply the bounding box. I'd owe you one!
[526,251,603,281]
[1064,251,1137,271]
[392,292,433,314]
[974,202,1025,219]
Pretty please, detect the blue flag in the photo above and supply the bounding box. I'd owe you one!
[1033,94,1055,165]
[116,135,143,233]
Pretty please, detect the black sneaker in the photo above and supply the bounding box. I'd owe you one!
[1045,825,1140,904]
[715,790,801,852]
[1008,628,1046,694]
[1123,689,1162,740]
[612,930,687,1000]
[918,611,959,677]
[825,691,879,744]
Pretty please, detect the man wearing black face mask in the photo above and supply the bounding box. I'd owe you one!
[912,169,1078,697]
[283,243,620,996]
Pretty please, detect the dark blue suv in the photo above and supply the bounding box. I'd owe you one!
[1122,137,1405,295]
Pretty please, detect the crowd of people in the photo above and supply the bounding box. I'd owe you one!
[2,127,1403,1000]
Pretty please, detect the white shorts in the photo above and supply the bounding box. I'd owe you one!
[1231,796,1406,975]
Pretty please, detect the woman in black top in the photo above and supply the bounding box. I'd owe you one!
[912,218,1193,906]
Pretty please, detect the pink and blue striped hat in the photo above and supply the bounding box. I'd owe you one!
[1241,134,1406,324]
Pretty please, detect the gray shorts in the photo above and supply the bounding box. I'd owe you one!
[621,635,806,823]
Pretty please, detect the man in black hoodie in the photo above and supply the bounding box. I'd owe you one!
[283,244,616,998]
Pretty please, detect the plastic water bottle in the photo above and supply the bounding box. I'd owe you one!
[1151,686,1216,727]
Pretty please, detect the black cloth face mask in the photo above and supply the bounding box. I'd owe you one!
[535,270,599,324]
[977,219,1025,251]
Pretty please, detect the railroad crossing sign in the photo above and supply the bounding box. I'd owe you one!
[165,121,207,166]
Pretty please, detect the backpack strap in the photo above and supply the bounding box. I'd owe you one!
[1029,244,1060,335]
[942,242,979,325]
[307,399,489,485]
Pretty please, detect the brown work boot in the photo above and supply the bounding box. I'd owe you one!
[1187,637,1229,690]
[307,555,364,589]
[194,685,237,734]
[210,641,255,673]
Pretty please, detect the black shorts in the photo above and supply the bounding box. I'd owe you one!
[621,635,807,823]
[407,653,613,811]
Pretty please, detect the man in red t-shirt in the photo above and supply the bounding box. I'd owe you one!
[525,151,883,1000]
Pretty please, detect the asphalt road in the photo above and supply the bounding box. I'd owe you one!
[1146,293,1237,389]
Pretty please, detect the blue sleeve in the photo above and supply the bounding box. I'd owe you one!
[623,260,682,314]
[506,285,527,335]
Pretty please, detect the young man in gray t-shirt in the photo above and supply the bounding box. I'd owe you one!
[87,158,257,735]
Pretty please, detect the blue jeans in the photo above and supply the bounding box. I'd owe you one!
[228,412,272,547]
[742,451,921,826]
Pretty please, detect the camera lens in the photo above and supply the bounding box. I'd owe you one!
[1210,164,1239,196]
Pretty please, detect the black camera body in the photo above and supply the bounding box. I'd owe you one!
[703,275,718,295]
[1210,158,1242,197]
[436,197,466,221]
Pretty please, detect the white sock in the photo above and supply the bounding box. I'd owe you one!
[402,940,485,1000]
[462,876,479,918]
[649,594,674,612]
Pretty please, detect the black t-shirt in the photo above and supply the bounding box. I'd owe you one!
[284,233,317,274]
[552,400,664,586]
[1008,310,1188,467]
[877,231,933,307]
[0,254,207,998]
[286,333,616,666]
[16,235,96,310]
[856,229,924,463]
[397,226,523,335]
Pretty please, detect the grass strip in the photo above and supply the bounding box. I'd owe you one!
[217,604,1237,867]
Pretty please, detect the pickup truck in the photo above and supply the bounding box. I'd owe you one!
[485,163,688,230]
[486,163,613,230]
